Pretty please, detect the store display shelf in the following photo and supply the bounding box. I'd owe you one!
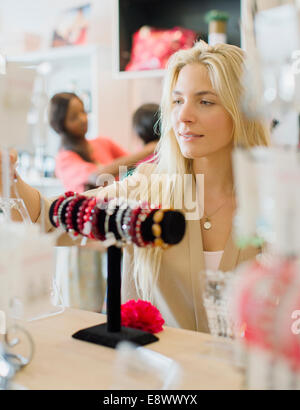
[113,68,165,80]
[115,0,242,76]
[8,44,99,64]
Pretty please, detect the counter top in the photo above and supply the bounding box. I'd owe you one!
[14,308,244,390]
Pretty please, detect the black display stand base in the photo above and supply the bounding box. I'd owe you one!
[72,323,159,349]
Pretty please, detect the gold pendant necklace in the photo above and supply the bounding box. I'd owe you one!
[203,217,212,230]
[202,193,234,231]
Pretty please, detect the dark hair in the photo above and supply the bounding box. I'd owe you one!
[49,92,93,162]
[132,103,160,144]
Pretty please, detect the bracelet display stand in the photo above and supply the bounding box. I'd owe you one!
[49,195,186,349]
[72,245,159,348]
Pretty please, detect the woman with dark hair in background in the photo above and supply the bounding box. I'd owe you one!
[132,103,161,166]
[50,92,157,192]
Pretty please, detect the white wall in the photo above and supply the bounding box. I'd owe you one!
[0,0,162,152]
[0,0,114,54]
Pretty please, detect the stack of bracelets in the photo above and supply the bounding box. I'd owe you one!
[49,191,171,249]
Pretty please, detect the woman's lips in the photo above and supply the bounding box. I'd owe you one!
[180,134,204,140]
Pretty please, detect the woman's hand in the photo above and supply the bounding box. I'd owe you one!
[0,148,18,195]
[0,148,41,222]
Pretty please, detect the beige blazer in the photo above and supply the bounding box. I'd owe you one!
[37,164,260,333]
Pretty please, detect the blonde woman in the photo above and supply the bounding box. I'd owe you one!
[2,41,270,332]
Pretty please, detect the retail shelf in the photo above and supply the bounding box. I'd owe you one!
[113,68,165,80]
[8,44,100,64]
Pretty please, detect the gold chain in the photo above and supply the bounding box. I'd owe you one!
[201,188,235,230]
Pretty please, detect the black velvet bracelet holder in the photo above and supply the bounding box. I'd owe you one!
[72,207,186,349]
[72,245,159,348]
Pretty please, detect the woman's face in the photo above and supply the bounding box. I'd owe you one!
[64,97,88,139]
[171,63,234,159]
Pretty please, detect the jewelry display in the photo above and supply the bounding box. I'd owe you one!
[49,192,186,349]
[49,193,184,249]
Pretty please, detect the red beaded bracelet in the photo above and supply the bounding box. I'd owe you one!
[76,198,92,236]
[134,207,153,247]
[65,195,85,237]
[129,206,143,245]
[53,191,75,227]
[91,199,107,241]
[82,197,97,239]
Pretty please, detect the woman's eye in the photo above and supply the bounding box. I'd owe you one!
[200,100,213,106]
[172,99,182,105]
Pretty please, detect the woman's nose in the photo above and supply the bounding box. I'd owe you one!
[81,112,88,124]
[178,102,197,123]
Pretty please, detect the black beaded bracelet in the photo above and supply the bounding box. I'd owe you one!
[49,199,59,227]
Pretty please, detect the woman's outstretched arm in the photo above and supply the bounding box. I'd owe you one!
[87,141,157,185]
[0,150,41,222]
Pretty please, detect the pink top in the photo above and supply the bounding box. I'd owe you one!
[136,153,156,167]
[203,250,224,272]
[55,137,128,193]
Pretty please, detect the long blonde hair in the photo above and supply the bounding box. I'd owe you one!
[132,41,270,302]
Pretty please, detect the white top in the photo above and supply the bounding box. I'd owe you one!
[203,250,224,271]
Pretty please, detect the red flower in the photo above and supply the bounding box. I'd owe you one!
[121,299,165,334]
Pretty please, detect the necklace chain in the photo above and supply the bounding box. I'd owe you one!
[202,190,235,231]
[203,198,230,219]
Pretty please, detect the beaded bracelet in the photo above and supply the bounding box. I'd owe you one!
[108,207,124,248]
[57,196,76,230]
[121,205,133,244]
[53,197,65,226]
[82,197,97,238]
[91,204,106,241]
[76,198,92,236]
[129,206,142,243]
[151,209,170,249]
[115,203,128,245]
[71,197,86,234]
[65,195,85,238]
[53,191,75,227]
[134,207,153,247]
[104,198,119,246]
[49,199,58,227]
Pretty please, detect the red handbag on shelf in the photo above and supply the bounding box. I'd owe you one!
[125,25,197,71]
